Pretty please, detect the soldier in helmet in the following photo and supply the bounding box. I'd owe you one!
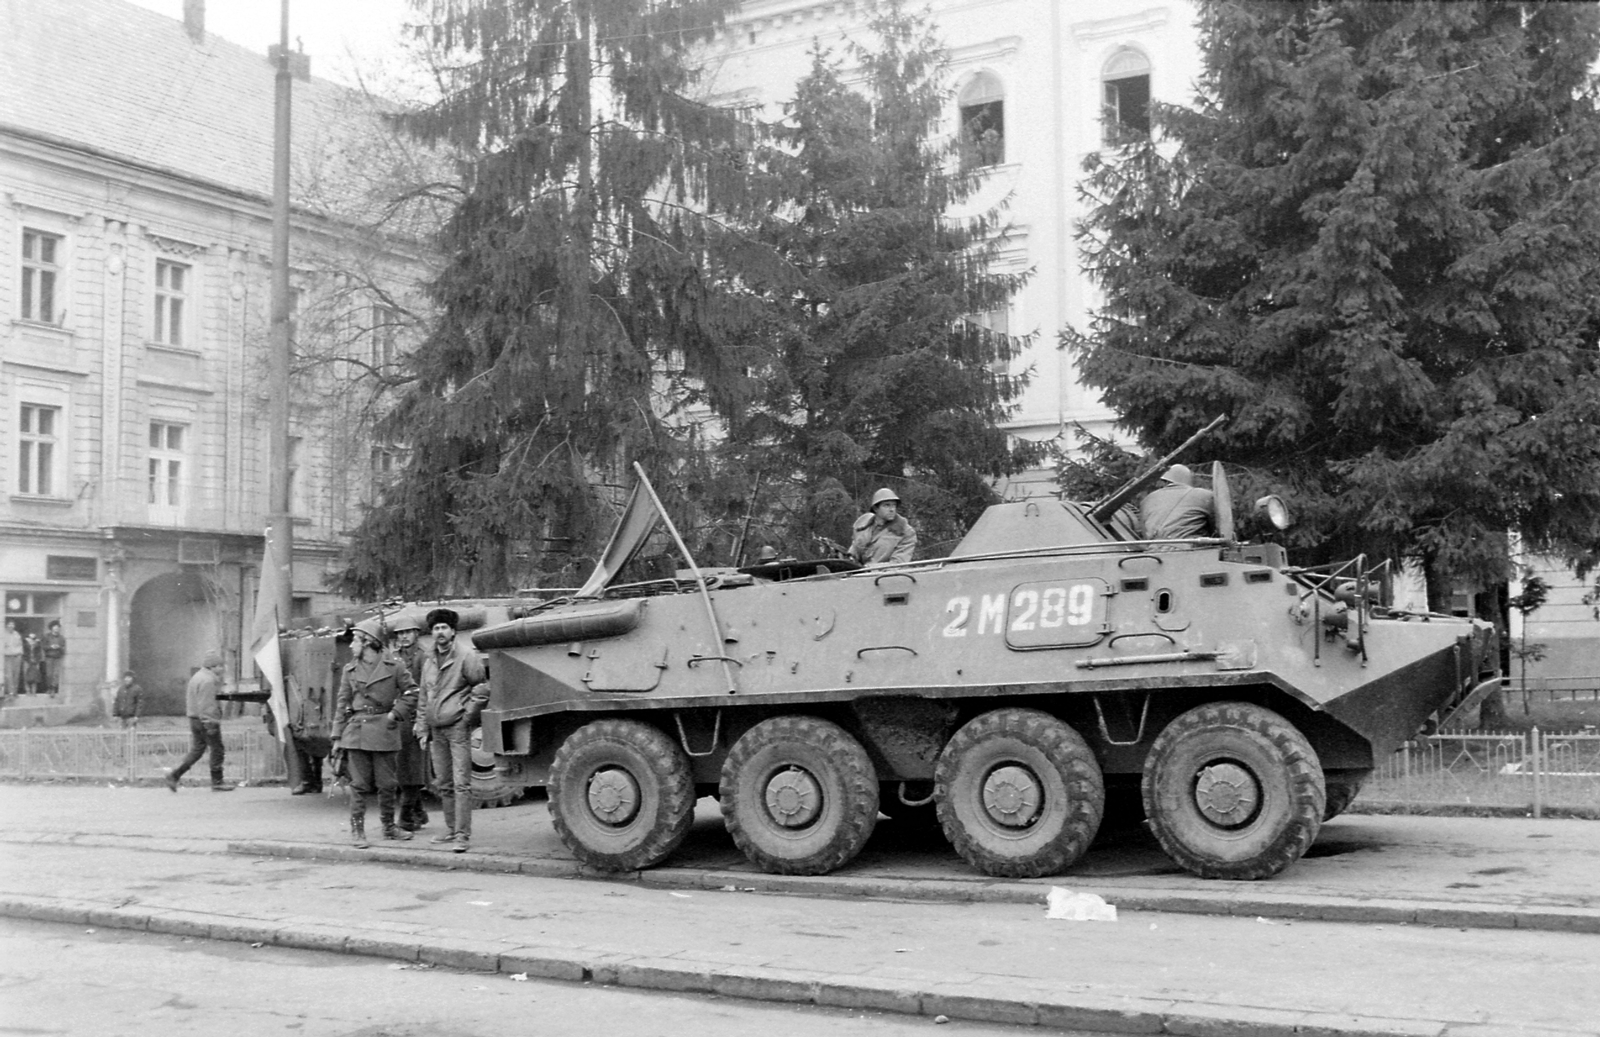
[848,487,918,565]
[332,618,418,848]
[387,611,430,831]
[1138,464,1217,540]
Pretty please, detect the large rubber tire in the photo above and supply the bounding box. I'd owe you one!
[1142,702,1325,880]
[1322,772,1370,821]
[547,719,696,871]
[934,708,1105,878]
[471,726,526,808]
[719,716,879,875]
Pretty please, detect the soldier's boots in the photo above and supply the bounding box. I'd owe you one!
[350,814,370,849]
[381,812,412,841]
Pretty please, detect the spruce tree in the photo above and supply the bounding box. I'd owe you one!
[337,0,769,597]
[720,0,1040,559]
[1072,1,1600,603]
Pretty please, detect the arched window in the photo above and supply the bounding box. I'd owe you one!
[1102,49,1151,144]
[959,71,1006,169]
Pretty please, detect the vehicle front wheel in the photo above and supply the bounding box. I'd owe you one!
[1142,702,1324,880]
[720,716,879,875]
[935,708,1104,878]
[547,719,695,871]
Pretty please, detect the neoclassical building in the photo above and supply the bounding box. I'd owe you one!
[0,0,428,720]
[700,0,1204,494]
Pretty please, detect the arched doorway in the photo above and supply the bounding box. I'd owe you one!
[129,571,218,715]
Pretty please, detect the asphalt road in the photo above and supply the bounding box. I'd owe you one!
[3,783,1600,1035]
[0,917,1085,1037]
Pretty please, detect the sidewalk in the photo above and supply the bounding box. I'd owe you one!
[2,783,1598,1036]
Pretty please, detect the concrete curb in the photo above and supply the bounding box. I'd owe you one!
[226,838,1600,935]
[2,891,1531,1037]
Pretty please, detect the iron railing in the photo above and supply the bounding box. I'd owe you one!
[1360,729,1600,816]
[0,727,287,784]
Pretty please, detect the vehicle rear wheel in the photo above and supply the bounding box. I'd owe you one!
[471,726,525,808]
[548,719,695,871]
[934,708,1104,878]
[720,716,879,875]
[1142,702,1324,880]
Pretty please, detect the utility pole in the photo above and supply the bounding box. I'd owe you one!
[267,0,294,626]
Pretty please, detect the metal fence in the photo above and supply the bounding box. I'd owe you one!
[1359,729,1600,816]
[0,727,288,784]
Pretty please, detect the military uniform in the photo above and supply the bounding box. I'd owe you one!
[393,639,430,829]
[334,651,418,844]
[1139,483,1216,539]
[849,512,918,564]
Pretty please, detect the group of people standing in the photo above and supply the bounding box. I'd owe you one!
[2,619,66,701]
[331,607,488,853]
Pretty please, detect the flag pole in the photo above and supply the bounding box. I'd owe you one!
[632,463,738,695]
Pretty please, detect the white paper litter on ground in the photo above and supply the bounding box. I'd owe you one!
[1044,887,1118,922]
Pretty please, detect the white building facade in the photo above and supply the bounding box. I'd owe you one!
[0,0,426,721]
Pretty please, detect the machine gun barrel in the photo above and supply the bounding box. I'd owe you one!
[1087,414,1227,524]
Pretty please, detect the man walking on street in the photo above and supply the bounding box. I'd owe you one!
[332,618,418,848]
[165,650,232,792]
[415,608,488,853]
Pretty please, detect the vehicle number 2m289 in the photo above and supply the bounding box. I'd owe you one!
[943,583,1100,637]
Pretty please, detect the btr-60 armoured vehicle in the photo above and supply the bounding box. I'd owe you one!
[472,457,1499,881]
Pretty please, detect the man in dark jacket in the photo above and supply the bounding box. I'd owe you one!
[415,608,488,853]
[387,611,430,831]
[333,618,418,848]
[112,671,142,728]
[40,620,65,696]
[165,650,231,791]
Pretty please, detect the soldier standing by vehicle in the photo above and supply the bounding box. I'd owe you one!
[388,612,430,831]
[1138,464,1217,540]
[415,608,488,853]
[112,671,142,728]
[164,650,231,792]
[331,618,418,848]
[848,488,918,565]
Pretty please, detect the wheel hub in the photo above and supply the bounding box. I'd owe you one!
[587,766,641,825]
[981,764,1042,828]
[1193,761,1260,827]
[764,766,822,827]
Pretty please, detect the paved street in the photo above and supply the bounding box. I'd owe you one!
[2,782,1598,1035]
[1,917,1062,1037]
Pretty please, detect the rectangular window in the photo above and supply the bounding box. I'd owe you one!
[371,305,398,370]
[3,591,65,639]
[17,403,60,496]
[148,421,186,507]
[1103,74,1151,144]
[21,230,62,324]
[153,259,189,346]
[960,101,1005,169]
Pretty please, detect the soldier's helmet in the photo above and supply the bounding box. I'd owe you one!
[352,617,387,647]
[1161,464,1193,487]
[756,545,780,563]
[388,612,423,635]
[869,487,902,509]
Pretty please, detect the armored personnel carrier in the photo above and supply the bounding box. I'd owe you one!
[472,459,1499,881]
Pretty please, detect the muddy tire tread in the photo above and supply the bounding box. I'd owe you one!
[935,708,1104,879]
[548,719,695,871]
[1142,702,1324,880]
